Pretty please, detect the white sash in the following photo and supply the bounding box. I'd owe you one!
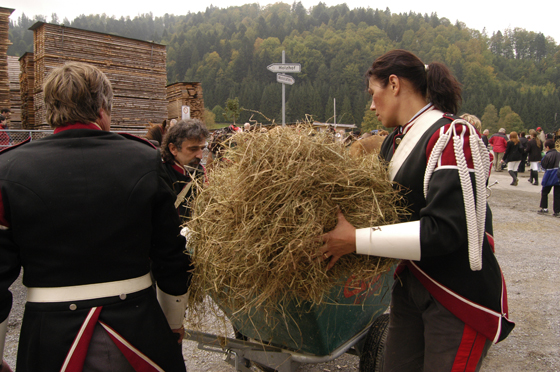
[388,109,444,181]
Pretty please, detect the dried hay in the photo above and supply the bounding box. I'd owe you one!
[186,124,408,316]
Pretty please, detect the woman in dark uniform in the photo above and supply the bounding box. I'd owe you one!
[319,50,514,372]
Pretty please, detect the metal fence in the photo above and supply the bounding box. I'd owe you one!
[0,130,148,150]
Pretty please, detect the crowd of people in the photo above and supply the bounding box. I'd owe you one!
[1,49,559,371]
[482,126,560,216]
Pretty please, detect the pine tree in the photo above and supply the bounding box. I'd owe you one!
[481,104,499,133]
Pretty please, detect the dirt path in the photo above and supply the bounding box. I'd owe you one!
[478,170,559,372]
[4,171,559,371]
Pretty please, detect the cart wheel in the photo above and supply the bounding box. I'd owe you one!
[359,313,389,372]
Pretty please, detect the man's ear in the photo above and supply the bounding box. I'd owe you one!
[168,143,178,156]
[96,108,111,131]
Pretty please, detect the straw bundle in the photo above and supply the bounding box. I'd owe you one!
[187,125,408,314]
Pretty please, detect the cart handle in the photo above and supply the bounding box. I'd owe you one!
[184,329,285,352]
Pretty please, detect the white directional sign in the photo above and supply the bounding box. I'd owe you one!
[181,105,191,119]
[267,63,301,73]
[276,73,295,85]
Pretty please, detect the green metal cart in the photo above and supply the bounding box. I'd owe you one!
[184,266,395,372]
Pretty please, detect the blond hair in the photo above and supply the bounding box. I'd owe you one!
[43,62,113,128]
[509,131,519,145]
[460,113,482,133]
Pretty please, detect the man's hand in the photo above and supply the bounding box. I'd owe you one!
[171,326,185,343]
[319,209,357,270]
[0,360,13,372]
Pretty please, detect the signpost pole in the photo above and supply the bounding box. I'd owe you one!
[282,50,286,127]
[266,54,300,127]
[334,98,336,125]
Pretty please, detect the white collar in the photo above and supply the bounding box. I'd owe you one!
[401,103,434,135]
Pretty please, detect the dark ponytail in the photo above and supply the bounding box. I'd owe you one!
[366,49,462,114]
[425,62,462,114]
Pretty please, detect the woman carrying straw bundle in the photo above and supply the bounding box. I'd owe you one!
[319,49,514,371]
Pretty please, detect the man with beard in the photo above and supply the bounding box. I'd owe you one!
[161,119,209,222]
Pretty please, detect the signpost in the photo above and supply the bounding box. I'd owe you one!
[276,73,295,85]
[267,63,301,73]
[267,51,301,126]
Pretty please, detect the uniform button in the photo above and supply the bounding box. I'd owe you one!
[395,138,402,145]
[119,294,127,300]
[69,304,77,311]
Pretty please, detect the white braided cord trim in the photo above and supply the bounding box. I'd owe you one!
[423,128,450,198]
[423,119,488,271]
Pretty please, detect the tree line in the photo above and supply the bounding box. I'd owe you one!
[8,2,560,133]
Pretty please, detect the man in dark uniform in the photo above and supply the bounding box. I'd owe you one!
[0,62,190,371]
[161,119,209,222]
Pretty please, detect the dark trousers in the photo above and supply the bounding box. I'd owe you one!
[383,270,491,372]
[540,185,560,213]
[518,153,528,172]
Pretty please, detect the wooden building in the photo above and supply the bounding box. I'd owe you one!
[30,22,167,130]
[19,52,35,129]
[0,8,14,111]
[8,56,22,128]
[166,82,205,122]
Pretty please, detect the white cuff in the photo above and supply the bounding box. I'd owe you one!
[355,221,421,260]
[0,318,7,362]
[156,286,187,329]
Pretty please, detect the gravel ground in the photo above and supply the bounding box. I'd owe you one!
[4,170,559,371]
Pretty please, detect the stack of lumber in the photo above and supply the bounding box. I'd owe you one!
[19,53,35,129]
[166,82,205,122]
[8,56,22,128]
[0,8,14,111]
[31,22,167,131]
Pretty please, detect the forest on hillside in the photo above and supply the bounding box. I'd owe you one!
[8,2,560,133]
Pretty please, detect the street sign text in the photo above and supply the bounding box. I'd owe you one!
[267,63,301,73]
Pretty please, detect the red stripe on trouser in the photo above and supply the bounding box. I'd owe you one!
[100,322,163,372]
[61,306,103,372]
[451,324,488,372]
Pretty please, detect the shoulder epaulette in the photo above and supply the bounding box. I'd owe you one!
[118,132,157,149]
[0,137,31,155]
[442,113,458,121]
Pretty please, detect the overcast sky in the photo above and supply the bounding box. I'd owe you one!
[5,0,560,43]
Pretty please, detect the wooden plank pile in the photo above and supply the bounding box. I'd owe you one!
[166,82,205,122]
[31,22,167,131]
[0,8,14,111]
[19,52,35,129]
[8,56,22,128]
